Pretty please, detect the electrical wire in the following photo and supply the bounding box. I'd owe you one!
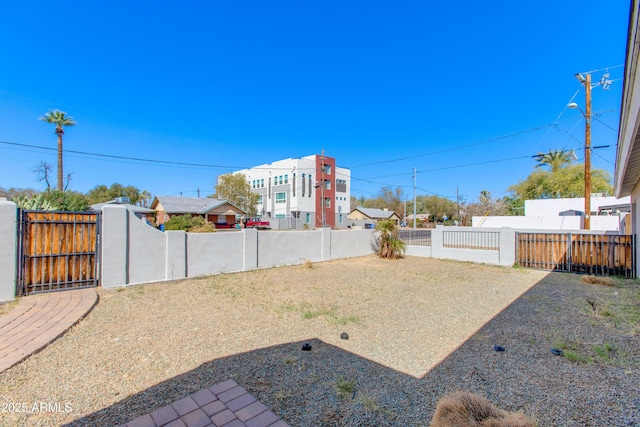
[345,124,554,168]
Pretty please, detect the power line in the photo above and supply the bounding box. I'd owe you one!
[0,140,242,169]
[345,124,554,168]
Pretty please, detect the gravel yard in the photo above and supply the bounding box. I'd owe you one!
[1,255,639,426]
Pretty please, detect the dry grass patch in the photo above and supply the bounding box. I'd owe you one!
[0,299,20,317]
[581,275,615,286]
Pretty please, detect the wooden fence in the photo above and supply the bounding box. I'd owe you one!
[516,232,635,278]
[17,210,100,295]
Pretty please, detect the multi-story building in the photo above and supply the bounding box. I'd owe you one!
[234,154,351,228]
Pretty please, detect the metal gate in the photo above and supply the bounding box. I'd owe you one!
[16,210,101,295]
[516,232,635,278]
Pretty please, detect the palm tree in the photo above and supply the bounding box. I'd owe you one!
[375,219,405,259]
[534,149,574,173]
[40,110,76,191]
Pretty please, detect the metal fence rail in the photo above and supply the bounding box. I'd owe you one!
[516,232,635,278]
[398,229,432,246]
[443,230,500,250]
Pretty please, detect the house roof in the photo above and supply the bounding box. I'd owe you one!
[351,206,398,220]
[616,3,640,197]
[152,195,244,214]
[90,199,155,214]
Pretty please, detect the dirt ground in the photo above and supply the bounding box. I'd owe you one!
[2,255,637,426]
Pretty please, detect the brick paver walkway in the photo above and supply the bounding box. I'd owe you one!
[120,379,289,427]
[0,288,98,372]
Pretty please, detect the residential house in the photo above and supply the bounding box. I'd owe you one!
[348,207,401,226]
[616,0,640,275]
[151,196,246,226]
[233,154,351,229]
[90,197,155,223]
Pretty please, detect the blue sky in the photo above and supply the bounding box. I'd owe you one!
[0,1,629,203]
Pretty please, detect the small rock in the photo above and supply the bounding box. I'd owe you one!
[340,332,349,340]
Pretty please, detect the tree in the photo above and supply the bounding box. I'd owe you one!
[33,161,53,189]
[214,173,259,216]
[461,190,508,225]
[138,190,152,208]
[39,110,76,191]
[374,219,405,259]
[533,149,574,173]
[0,187,38,200]
[508,164,613,200]
[405,195,459,224]
[86,183,141,205]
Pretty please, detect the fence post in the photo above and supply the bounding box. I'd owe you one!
[430,227,444,259]
[567,233,572,273]
[321,228,331,261]
[101,205,129,289]
[499,228,516,266]
[0,201,17,301]
[165,230,186,280]
[243,228,258,271]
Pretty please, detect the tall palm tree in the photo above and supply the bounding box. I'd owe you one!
[534,149,574,173]
[40,110,76,191]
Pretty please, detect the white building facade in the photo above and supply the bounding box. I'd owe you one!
[235,154,351,229]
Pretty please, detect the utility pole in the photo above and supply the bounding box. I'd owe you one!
[403,197,407,226]
[584,73,592,230]
[321,149,326,228]
[413,167,417,229]
[456,186,460,224]
[570,70,611,229]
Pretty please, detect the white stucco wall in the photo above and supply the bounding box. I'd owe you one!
[0,201,17,301]
[525,196,630,216]
[472,215,623,231]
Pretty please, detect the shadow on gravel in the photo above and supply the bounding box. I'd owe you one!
[68,274,640,427]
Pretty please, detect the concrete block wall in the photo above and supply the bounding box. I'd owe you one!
[417,227,515,267]
[0,202,531,300]
[0,201,17,301]
[100,205,376,289]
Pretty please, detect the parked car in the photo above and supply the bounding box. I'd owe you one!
[244,218,271,229]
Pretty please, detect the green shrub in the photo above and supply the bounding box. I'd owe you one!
[165,215,216,232]
[12,190,89,211]
[375,220,405,259]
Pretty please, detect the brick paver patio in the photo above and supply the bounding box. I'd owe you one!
[0,288,98,372]
[120,379,289,427]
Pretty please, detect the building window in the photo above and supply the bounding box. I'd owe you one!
[268,177,271,198]
[324,179,331,190]
[275,192,286,204]
[302,174,305,197]
[279,175,283,185]
[284,174,288,184]
[324,198,331,208]
[276,214,285,218]
[308,174,312,197]
[339,214,343,224]
[257,195,263,204]
[306,212,311,223]
[292,173,296,197]
[261,179,264,188]
[323,164,332,175]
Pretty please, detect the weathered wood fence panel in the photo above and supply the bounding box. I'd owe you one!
[516,232,635,278]
[17,210,100,295]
